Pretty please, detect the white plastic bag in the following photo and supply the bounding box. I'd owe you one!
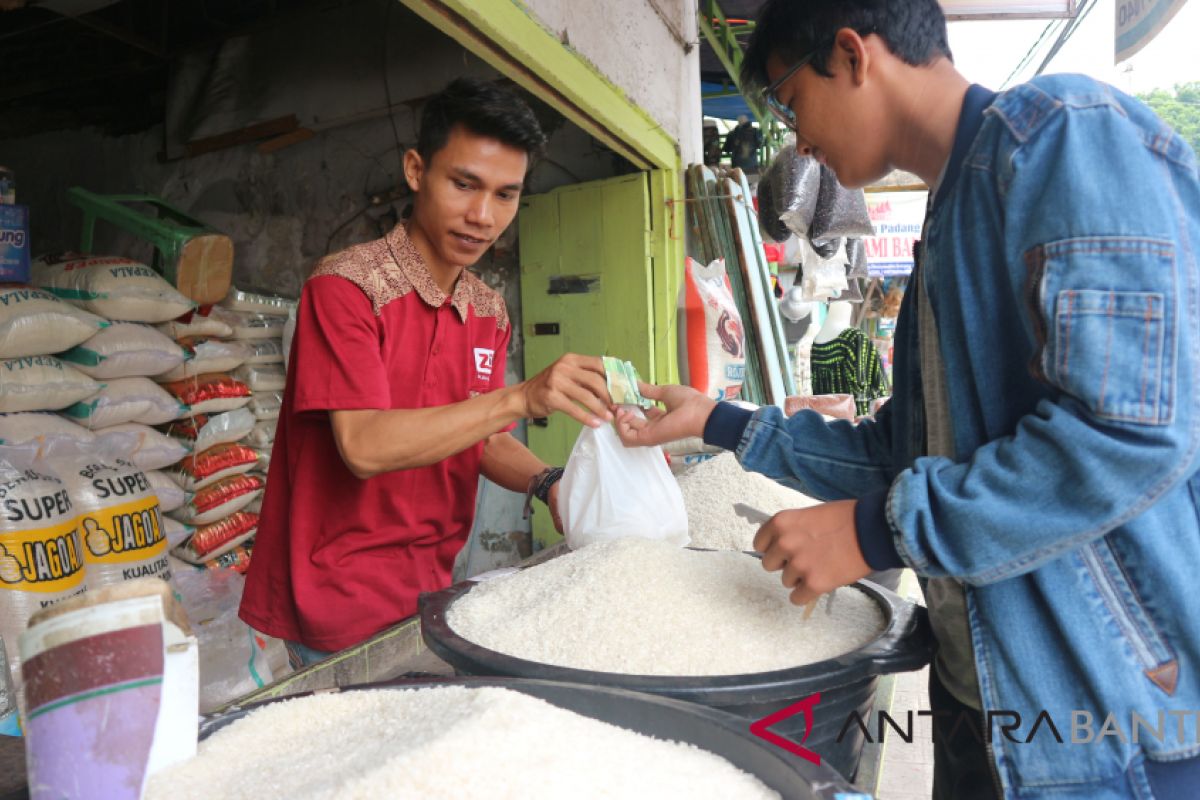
[559,418,689,550]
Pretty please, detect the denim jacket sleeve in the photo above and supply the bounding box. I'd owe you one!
[726,401,897,502]
[887,81,1200,585]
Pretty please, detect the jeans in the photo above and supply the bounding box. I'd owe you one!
[285,640,331,670]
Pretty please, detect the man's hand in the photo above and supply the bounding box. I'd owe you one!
[614,382,716,447]
[752,500,872,606]
[548,481,564,534]
[520,354,612,428]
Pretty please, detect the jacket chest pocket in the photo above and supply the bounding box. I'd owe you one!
[1034,237,1177,426]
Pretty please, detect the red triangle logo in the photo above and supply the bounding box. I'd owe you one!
[749,692,822,764]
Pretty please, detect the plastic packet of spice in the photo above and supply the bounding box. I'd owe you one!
[602,357,651,409]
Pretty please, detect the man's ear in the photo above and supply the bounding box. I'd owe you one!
[832,27,871,86]
[403,148,425,194]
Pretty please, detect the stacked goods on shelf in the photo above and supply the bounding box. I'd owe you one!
[152,287,295,573]
[45,437,172,590]
[0,286,105,415]
[0,446,86,692]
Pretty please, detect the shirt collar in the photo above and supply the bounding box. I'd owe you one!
[384,223,473,322]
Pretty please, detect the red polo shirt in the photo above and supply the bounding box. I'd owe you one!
[239,224,512,651]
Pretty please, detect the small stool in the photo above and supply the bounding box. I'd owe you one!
[68,186,233,304]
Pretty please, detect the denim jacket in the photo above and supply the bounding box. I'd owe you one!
[706,75,1200,798]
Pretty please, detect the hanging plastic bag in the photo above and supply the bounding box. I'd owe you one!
[809,165,874,241]
[757,137,821,242]
[559,415,689,550]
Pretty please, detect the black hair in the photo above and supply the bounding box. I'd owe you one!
[741,0,952,90]
[416,77,547,166]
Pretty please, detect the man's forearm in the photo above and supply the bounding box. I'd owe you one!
[480,432,550,494]
[331,385,526,478]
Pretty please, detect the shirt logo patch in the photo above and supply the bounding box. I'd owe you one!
[473,347,495,381]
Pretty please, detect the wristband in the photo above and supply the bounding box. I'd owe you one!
[522,466,564,520]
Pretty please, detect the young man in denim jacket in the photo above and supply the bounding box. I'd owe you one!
[617,1,1200,797]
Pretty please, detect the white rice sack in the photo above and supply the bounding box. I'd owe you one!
[44,439,171,590]
[156,307,234,341]
[61,377,180,430]
[678,258,746,402]
[168,473,264,526]
[676,452,821,552]
[220,286,296,317]
[245,338,284,365]
[0,286,107,359]
[161,408,255,453]
[146,469,187,513]
[243,419,276,449]
[248,392,281,421]
[170,443,259,491]
[0,445,87,691]
[58,323,185,380]
[252,447,270,473]
[0,356,100,413]
[225,311,285,340]
[232,363,285,393]
[0,413,94,446]
[163,517,195,548]
[98,424,190,471]
[32,252,195,322]
[281,306,296,371]
[160,374,252,417]
[155,337,252,382]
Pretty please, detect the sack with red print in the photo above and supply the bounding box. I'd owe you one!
[168,473,264,526]
[161,373,252,416]
[170,442,259,491]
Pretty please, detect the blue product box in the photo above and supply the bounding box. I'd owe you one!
[0,204,30,282]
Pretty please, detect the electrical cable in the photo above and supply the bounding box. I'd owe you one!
[1000,18,1063,89]
[1035,0,1100,76]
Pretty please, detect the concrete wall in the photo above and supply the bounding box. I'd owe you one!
[519,0,704,165]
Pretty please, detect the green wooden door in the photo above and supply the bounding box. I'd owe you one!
[519,172,653,546]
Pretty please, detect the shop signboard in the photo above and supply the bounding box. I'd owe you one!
[1115,0,1189,62]
[864,191,927,277]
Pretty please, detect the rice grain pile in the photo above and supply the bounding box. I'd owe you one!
[677,452,822,551]
[144,686,780,800]
[447,538,884,676]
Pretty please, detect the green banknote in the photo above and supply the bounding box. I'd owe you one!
[602,356,652,408]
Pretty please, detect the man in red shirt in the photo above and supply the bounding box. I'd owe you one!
[240,79,612,665]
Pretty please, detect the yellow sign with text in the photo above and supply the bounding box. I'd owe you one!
[80,496,166,566]
[0,517,86,594]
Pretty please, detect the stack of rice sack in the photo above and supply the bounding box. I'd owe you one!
[1,423,175,692]
[0,256,194,458]
[152,286,294,573]
[21,254,193,538]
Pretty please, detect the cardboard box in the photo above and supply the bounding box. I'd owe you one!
[0,205,30,282]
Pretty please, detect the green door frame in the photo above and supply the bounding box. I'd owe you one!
[399,0,685,383]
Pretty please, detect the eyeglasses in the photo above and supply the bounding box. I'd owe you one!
[759,51,818,132]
